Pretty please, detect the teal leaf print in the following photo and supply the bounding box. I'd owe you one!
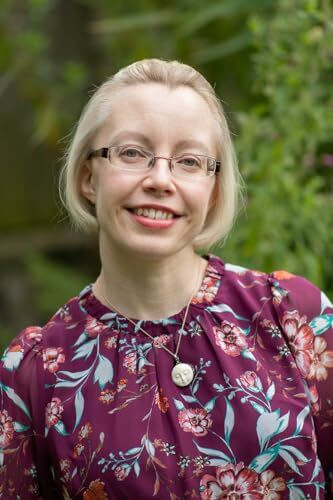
[125,447,142,456]
[256,410,290,451]
[13,421,29,432]
[266,383,275,401]
[193,441,230,464]
[54,420,68,436]
[204,396,218,412]
[309,314,333,336]
[173,398,185,411]
[0,452,3,467]
[249,401,267,415]
[100,312,118,321]
[73,389,84,431]
[294,405,310,436]
[310,457,322,481]
[287,485,307,500]
[1,384,31,420]
[181,395,197,403]
[241,349,256,362]
[278,448,302,475]
[144,438,155,456]
[320,291,333,314]
[57,369,90,380]
[280,445,310,464]
[207,304,248,321]
[72,338,97,361]
[54,379,83,389]
[134,461,140,477]
[73,332,88,347]
[224,397,234,445]
[94,355,114,389]
[249,444,280,473]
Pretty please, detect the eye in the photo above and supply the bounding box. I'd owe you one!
[119,146,146,160]
[177,155,202,169]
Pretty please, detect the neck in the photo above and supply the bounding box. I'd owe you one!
[93,244,206,320]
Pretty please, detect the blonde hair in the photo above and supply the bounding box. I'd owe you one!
[60,58,242,249]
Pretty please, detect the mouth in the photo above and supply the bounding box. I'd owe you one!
[127,207,180,221]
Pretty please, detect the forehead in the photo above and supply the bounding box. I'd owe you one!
[95,83,218,152]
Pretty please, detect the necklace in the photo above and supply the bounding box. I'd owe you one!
[99,265,203,388]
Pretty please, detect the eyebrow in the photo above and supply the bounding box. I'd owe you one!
[109,131,210,154]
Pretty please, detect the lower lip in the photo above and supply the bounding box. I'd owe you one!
[129,211,177,229]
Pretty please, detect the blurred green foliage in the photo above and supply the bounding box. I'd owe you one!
[0,0,332,351]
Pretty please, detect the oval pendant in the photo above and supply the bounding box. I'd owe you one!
[171,362,194,387]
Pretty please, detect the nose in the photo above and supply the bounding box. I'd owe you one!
[142,157,175,194]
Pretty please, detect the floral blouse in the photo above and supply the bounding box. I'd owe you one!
[1,255,333,499]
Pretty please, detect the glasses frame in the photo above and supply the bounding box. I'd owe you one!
[88,145,221,177]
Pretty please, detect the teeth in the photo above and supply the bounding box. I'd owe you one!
[133,208,174,220]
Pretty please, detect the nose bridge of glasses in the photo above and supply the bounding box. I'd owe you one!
[149,155,173,171]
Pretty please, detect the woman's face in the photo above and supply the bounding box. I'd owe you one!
[80,82,218,260]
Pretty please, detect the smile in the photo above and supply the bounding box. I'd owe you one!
[131,208,175,220]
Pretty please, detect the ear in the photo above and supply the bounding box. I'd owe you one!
[80,161,96,205]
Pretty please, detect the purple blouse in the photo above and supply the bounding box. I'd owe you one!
[1,255,333,499]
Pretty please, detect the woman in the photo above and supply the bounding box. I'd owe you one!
[1,59,332,499]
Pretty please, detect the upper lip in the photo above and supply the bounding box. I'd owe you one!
[126,204,181,216]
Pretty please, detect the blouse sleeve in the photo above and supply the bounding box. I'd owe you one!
[270,272,333,496]
[0,327,59,498]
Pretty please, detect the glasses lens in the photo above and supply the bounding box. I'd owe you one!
[173,155,214,177]
[109,145,151,170]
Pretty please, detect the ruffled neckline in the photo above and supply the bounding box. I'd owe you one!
[79,254,225,329]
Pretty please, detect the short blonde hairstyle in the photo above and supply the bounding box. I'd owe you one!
[60,58,241,249]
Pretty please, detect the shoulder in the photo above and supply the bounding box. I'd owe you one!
[0,287,91,375]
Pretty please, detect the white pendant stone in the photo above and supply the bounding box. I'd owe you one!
[171,362,194,387]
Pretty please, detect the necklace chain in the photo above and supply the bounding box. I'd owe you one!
[99,263,203,363]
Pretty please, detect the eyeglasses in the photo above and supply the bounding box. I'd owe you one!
[88,144,221,178]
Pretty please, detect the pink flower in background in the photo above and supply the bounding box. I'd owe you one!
[42,347,65,373]
[178,408,212,437]
[281,310,314,377]
[200,462,260,499]
[214,321,248,357]
[45,398,64,427]
[114,465,128,481]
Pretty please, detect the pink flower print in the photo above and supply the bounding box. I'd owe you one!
[153,335,170,348]
[308,384,320,415]
[74,442,85,458]
[117,378,128,392]
[200,462,261,499]
[1,344,24,370]
[0,410,15,447]
[259,469,286,499]
[104,334,118,349]
[214,321,248,357]
[281,310,314,377]
[98,389,116,404]
[240,371,262,391]
[78,422,92,441]
[178,408,212,437]
[114,465,128,481]
[42,347,65,373]
[155,388,169,413]
[272,271,295,281]
[123,352,137,374]
[308,337,333,381]
[85,316,109,338]
[45,397,64,427]
[193,276,220,304]
[24,326,43,342]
